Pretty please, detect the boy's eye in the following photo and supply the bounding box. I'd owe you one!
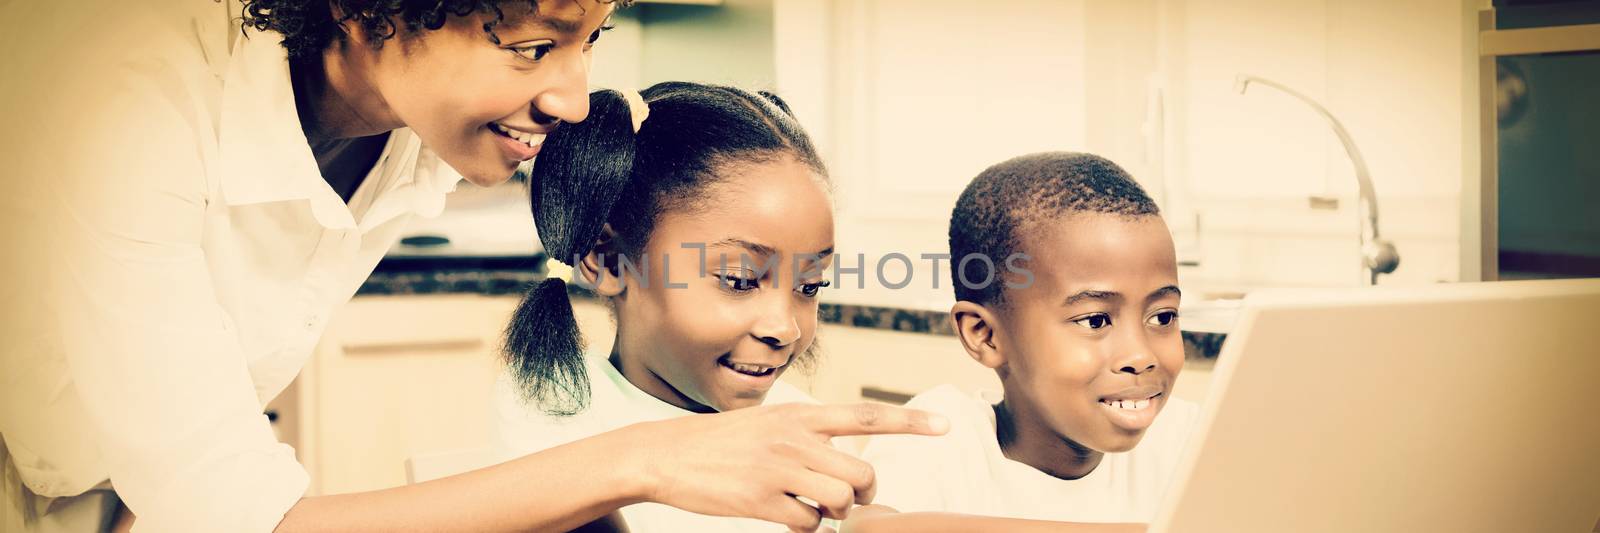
[1072,313,1112,330]
[715,274,760,293]
[510,41,555,62]
[1147,310,1179,327]
[795,280,831,298]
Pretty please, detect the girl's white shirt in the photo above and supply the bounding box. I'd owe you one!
[0,2,462,531]
[494,354,818,533]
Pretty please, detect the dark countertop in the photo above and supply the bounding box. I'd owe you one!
[358,260,1228,360]
[358,256,547,296]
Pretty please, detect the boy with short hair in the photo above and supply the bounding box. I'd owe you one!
[854,152,1198,531]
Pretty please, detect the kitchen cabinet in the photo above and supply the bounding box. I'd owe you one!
[773,0,1092,312]
[267,294,520,495]
[774,0,1474,296]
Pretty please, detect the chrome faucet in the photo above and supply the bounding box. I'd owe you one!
[1235,74,1400,285]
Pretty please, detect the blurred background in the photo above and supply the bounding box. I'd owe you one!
[279,0,1600,495]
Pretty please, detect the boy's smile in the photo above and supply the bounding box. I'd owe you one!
[1096,384,1166,432]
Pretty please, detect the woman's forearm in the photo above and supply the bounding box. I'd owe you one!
[275,427,647,533]
[264,402,945,532]
[844,512,1144,533]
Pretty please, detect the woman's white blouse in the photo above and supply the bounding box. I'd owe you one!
[0,2,462,531]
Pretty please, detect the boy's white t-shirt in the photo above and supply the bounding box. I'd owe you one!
[493,354,818,533]
[861,385,1200,523]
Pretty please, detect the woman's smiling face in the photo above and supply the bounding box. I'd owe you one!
[609,156,835,413]
[356,0,615,186]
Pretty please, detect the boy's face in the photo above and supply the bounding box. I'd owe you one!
[994,213,1183,453]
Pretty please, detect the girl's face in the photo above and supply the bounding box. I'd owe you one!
[356,1,613,186]
[610,156,834,413]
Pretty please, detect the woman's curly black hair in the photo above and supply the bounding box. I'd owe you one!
[239,0,622,61]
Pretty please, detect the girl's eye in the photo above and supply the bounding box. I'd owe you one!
[510,41,555,62]
[795,280,831,298]
[1072,313,1112,330]
[716,274,760,293]
[1147,310,1179,327]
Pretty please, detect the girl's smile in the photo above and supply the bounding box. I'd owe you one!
[714,353,793,392]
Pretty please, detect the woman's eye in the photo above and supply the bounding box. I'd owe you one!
[587,23,615,45]
[1147,310,1179,327]
[716,274,760,293]
[1072,313,1112,330]
[795,280,831,298]
[510,42,555,62]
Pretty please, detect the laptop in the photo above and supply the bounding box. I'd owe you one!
[1151,279,1600,533]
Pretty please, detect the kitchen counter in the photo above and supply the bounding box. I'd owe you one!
[356,263,1231,360]
[358,256,546,296]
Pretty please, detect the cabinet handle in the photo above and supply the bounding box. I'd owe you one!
[342,338,486,356]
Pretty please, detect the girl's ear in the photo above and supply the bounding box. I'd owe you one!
[577,223,627,297]
[951,301,1006,369]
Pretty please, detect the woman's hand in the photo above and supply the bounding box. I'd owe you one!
[616,402,948,532]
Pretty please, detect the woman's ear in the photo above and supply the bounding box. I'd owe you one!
[328,3,361,41]
[950,301,1006,369]
[577,223,627,297]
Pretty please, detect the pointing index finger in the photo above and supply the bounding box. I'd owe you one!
[800,403,950,437]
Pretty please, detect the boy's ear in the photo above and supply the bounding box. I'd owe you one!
[950,301,1005,369]
[577,223,627,297]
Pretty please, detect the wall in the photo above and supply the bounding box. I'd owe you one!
[776,0,1092,312]
[590,0,779,91]
[1166,0,1471,289]
[774,0,1480,313]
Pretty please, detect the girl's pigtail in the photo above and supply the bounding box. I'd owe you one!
[504,278,587,415]
[504,90,641,415]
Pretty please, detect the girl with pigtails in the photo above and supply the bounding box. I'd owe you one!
[495,82,894,533]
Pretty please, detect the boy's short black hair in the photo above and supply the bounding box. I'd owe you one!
[948,152,1159,306]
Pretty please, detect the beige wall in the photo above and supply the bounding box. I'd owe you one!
[771,0,1476,311]
[1165,0,1469,289]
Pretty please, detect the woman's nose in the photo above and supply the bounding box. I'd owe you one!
[529,51,591,126]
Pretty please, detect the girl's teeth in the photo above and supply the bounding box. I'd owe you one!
[727,362,773,376]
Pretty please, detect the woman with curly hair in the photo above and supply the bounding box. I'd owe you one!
[0,2,944,532]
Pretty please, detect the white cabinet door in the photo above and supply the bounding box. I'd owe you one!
[280,294,521,495]
[776,0,1092,311]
